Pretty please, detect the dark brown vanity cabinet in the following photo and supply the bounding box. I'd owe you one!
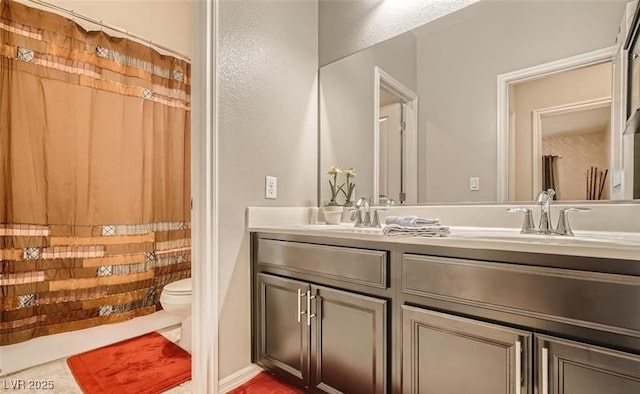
[401,305,640,394]
[255,274,310,385]
[536,335,640,394]
[252,233,640,394]
[402,305,531,394]
[254,245,388,394]
[400,253,640,394]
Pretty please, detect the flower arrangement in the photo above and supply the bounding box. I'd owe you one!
[326,165,356,206]
[341,168,356,206]
[326,165,344,206]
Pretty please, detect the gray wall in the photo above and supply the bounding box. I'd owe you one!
[319,0,479,66]
[416,0,625,202]
[320,32,416,204]
[218,0,318,379]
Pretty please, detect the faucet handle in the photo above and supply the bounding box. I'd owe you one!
[372,207,390,228]
[555,207,590,236]
[349,208,362,225]
[507,207,535,234]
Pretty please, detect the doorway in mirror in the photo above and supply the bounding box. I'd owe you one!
[374,67,417,205]
[508,62,613,201]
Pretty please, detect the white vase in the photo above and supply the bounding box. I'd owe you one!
[322,205,343,225]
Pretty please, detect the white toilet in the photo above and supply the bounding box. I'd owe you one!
[159,278,192,352]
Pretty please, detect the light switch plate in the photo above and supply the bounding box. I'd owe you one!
[469,177,480,191]
[266,176,277,199]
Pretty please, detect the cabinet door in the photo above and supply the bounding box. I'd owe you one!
[402,305,531,394]
[310,285,387,394]
[256,273,310,386]
[536,334,640,394]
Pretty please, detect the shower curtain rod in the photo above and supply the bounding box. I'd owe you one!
[24,0,191,61]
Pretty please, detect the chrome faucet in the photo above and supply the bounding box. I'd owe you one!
[536,188,556,234]
[351,197,371,227]
[350,197,390,228]
[508,189,590,236]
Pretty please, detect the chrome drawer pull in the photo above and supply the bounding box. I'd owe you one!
[307,290,316,326]
[297,289,306,323]
[542,347,549,394]
[515,340,521,394]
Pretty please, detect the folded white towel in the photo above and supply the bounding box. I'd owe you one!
[383,223,450,237]
[384,215,441,227]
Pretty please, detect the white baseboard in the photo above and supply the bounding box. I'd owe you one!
[0,310,181,376]
[218,364,263,393]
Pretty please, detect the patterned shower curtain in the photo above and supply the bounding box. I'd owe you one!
[0,0,191,345]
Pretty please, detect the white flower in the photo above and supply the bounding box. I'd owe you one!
[343,168,356,178]
[327,165,343,176]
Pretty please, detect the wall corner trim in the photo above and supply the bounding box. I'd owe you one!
[218,364,263,393]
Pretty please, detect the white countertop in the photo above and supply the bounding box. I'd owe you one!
[246,206,640,261]
[249,223,640,261]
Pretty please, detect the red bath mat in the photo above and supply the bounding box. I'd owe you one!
[67,331,190,394]
[228,371,306,393]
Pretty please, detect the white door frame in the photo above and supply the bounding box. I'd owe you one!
[373,66,418,205]
[531,97,612,198]
[192,0,218,392]
[496,45,617,201]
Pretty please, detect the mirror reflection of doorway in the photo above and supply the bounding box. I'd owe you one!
[374,67,418,205]
[538,100,612,200]
[379,88,404,204]
[508,61,613,201]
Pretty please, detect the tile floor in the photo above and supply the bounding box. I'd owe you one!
[0,326,191,393]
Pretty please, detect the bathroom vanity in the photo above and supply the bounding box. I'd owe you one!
[250,227,640,393]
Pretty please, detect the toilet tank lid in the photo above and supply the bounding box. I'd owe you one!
[164,278,192,294]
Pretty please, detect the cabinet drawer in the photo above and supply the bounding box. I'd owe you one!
[257,239,388,289]
[402,254,640,335]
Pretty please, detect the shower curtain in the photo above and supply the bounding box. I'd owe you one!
[0,0,191,345]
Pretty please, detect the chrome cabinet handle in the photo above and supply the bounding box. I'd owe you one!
[541,347,549,394]
[306,290,316,326]
[297,289,306,323]
[515,340,521,394]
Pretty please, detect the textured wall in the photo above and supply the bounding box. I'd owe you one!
[319,0,478,66]
[542,130,610,200]
[218,0,318,379]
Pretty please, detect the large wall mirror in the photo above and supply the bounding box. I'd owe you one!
[319,0,640,205]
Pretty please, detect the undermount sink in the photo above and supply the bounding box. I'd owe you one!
[451,227,640,248]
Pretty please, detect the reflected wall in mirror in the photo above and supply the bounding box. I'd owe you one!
[319,0,638,204]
